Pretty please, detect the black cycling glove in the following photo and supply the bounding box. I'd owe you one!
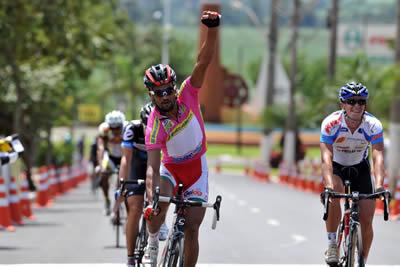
[201,14,221,28]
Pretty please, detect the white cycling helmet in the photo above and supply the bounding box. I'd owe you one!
[105,110,125,128]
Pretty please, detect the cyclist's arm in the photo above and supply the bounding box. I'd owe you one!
[190,14,218,88]
[371,142,385,188]
[320,142,335,189]
[146,149,161,201]
[96,137,106,167]
[118,147,132,181]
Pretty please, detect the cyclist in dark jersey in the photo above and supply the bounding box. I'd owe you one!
[118,103,168,267]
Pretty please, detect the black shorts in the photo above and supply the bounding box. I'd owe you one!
[125,150,147,198]
[109,155,121,169]
[332,159,374,194]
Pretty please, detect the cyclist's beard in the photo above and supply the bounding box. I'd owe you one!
[155,98,176,113]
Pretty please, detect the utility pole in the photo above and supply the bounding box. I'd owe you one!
[328,0,338,81]
[283,0,300,168]
[260,0,279,164]
[388,0,400,193]
[162,0,171,65]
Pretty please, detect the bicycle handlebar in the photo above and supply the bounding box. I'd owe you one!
[322,189,391,221]
[153,185,222,229]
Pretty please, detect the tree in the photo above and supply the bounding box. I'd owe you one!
[388,0,400,193]
[283,0,300,168]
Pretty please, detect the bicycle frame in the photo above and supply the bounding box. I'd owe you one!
[154,184,222,267]
[322,181,391,267]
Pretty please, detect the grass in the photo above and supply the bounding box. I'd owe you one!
[206,143,260,158]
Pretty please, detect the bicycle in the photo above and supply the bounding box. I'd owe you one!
[115,178,151,265]
[322,181,391,267]
[153,184,222,267]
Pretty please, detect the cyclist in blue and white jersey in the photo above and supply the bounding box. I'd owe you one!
[117,103,168,267]
[320,82,385,265]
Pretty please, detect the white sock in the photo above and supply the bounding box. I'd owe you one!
[327,232,337,245]
[148,230,159,246]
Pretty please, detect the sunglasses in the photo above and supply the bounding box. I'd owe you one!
[344,99,367,106]
[150,87,175,97]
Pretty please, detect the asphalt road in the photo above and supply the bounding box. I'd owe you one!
[1,171,399,266]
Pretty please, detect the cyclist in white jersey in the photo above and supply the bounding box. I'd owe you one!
[320,82,385,265]
[97,110,127,215]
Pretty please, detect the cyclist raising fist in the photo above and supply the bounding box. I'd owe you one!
[320,82,385,265]
[142,10,221,267]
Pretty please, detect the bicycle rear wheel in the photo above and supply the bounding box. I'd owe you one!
[346,224,363,267]
[167,237,184,267]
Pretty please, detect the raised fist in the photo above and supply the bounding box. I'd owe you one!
[201,10,221,28]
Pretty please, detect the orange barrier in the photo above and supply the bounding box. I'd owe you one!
[279,162,289,184]
[0,176,15,231]
[8,176,23,225]
[19,172,35,220]
[252,160,269,182]
[390,179,400,220]
[35,166,51,208]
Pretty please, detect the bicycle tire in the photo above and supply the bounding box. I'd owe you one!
[346,224,363,267]
[167,237,184,267]
[134,216,148,264]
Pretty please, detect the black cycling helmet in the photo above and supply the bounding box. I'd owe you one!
[144,64,176,89]
[140,102,154,126]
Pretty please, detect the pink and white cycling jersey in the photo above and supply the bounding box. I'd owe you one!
[320,110,384,166]
[145,77,207,164]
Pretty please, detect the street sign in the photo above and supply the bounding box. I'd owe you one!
[338,24,396,60]
[78,104,101,123]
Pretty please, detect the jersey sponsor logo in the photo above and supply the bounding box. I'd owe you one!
[184,188,203,198]
[324,116,341,134]
[171,142,202,163]
[340,127,349,132]
[335,136,346,143]
[162,119,174,133]
[371,132,383,141]
[167,111,193,141]
[123,125,134,141]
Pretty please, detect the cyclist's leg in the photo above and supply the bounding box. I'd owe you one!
[100,173,111,214]
[325,174,344,233]
[359,199,375,260]
[182,155,209,267]
[355,160,375,261]
[125,193,144,258]
[325,163,345,264]
[184,207,206,267]
[147,177,173,234]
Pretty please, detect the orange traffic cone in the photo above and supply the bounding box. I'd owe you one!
[8,176,23,225]
[19,172,35,220]
[35,166,51,207]
[390,178,400,220]
[0,176,15,231]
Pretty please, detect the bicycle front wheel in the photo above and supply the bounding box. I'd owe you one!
[346,224,364,267]
[167,237,184,267]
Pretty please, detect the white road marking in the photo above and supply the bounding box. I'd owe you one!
[250,207,260,213]
[237,199,247,206]
[228,193,236,200]
[279,234,308,248]
[266,219,280,226]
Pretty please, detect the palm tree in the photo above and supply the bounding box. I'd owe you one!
[328,0,338,81]
[388,0,400,192]
[283,0,300,168]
